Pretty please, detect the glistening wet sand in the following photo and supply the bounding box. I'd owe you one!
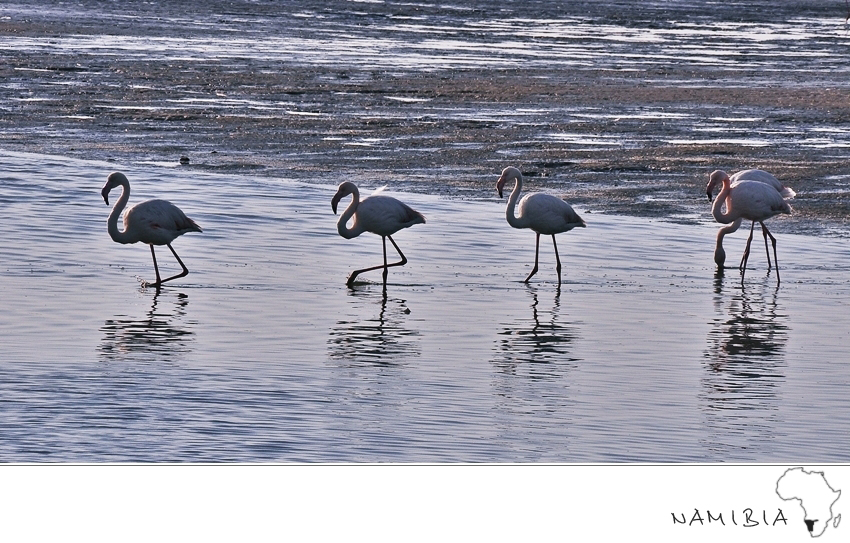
[1,151,849,461]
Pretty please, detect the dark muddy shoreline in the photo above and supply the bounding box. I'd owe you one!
[2,0,849,236]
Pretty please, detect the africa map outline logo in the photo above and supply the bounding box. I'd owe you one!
[776,467,842,538]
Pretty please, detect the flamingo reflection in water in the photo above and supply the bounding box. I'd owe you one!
[494,285,580,376]
[327,290,421,366]
[701,277,788,454]
[99,290,195,363]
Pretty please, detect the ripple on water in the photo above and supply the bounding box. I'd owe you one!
[2,146,850,461]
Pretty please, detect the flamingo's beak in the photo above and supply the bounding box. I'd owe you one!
[496,177,506,199]
[101,187,110,205]
[331,191,342,214]
[706,188,714,203]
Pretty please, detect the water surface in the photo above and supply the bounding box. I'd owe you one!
[2,150,849,461]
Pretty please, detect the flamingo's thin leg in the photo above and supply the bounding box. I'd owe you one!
[147,244,162,287]
[761,222,773,271]
[551,235,562,284]
[147,243,190,287]
[740,220,756,279]
[524,232,541,283]
[761,221,781,284]
[382,235,389,285]
[346,235,409,287]
[158,243,190,284]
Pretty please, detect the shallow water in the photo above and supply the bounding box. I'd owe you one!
[2,150,849,461]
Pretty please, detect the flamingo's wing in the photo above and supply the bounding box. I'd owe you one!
[358,196,425,236]
[520,193,585,235]
[731,181,792,220]
[732,169,795,199]
[126,199,202,244]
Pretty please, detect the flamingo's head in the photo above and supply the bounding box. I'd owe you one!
[706,170,729,203]
[331,181,358,214]
[714,242,726,268]
[496,166,522,198]
[101,172,129,206]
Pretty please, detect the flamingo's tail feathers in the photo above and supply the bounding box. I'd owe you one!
[183,217,203,233]
[406,213,426,228]
[398,201,425,227]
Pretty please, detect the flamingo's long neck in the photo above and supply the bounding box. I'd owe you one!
[714,218,742,267]
[505,176,530,229]
[711,179,737,225]
[107,179,137,244]
[337,186,364,239]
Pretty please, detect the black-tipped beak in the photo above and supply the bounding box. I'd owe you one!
[706,191,713,203]
[102,188,110,205]
[331,193,341,215]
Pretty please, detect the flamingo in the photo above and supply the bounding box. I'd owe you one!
[101,172,202,287]
[331,181,425,287]
[706,169,795,270]
[496,166,586,284]
[710,174,792,283]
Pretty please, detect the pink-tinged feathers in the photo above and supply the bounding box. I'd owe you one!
[102,171,202,245]
[712,177,792,225]
[497,166,585,234]
[332,181,425,239]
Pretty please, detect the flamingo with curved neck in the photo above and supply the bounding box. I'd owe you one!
[331,181,425,288]
[710,175,791,283]
[496,166,585,284]
[102,172,202,287]
[707,169,795,270]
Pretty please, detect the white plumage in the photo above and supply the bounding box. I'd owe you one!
[331,181,425,287]
[707,169,795,272]
[710,171,792,282]
[102,171,202,287]
[496,166,585,284]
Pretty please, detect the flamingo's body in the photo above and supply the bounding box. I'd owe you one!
[710,174,791,282]
[707,169,795,269]
[331,181,425,287]
[102,172,202,287]
[497,166,585,283]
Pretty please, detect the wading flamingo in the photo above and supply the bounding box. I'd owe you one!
[706,169,795,270]
[102,172,202,287]
[496,166,585,284]
[711,174,792,283]
[331,181,425,287]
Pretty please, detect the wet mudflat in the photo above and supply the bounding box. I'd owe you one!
[1,0,849,235]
